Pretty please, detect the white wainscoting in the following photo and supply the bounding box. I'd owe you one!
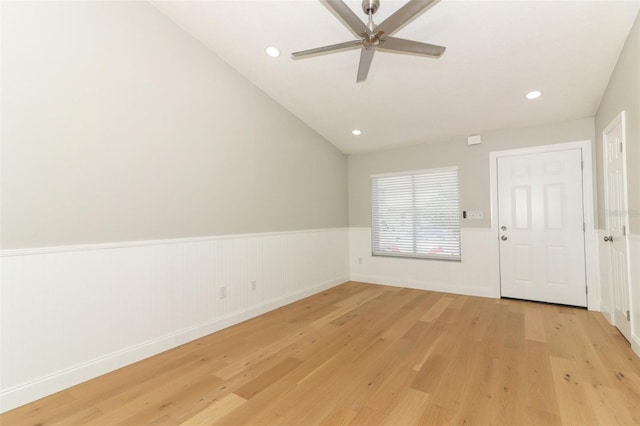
[0,228,349,413]
[597,229,614,323]
[584,228,602,312]
[629,234,640,357]
[349,228,500,298]
[351,227,602,306]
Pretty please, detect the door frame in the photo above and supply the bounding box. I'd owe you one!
[489,140,597,309]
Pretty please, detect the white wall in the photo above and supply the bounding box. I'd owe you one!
[347,118,597,304]
[595,12,640,233]
[0,229,350,412]
[348,118,596,229]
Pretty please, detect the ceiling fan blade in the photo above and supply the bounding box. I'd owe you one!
[376,0,439,37]
[356,47,375,82]
[292,40,363,58]
[320,0,370,37]
[378,37,445,57]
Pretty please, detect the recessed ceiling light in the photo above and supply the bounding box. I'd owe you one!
[265,46,281,58]
[352,129,362,136]
[525,90,542,100]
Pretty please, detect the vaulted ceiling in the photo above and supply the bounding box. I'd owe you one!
[153,1,639,154]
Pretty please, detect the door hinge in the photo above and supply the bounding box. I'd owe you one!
[627,310,631,321]
[585,286,588,295]
[581,160,584,170]
[583,223,586,232]
[620,141,623,153]
[622,225,626,236]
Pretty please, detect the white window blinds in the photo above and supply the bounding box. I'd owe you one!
[371,167,460,261]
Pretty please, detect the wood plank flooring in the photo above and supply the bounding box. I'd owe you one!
[3,281,640,425]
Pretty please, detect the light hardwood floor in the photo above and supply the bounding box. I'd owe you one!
[3,281,640,425]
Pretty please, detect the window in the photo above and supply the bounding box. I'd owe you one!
[371,167,460,261]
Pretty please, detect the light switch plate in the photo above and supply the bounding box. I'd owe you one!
[466,211,483,220]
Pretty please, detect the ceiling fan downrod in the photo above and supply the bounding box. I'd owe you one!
[362,0,380,41]
[362,0,379,32]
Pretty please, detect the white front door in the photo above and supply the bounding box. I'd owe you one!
[497,148,587,306]
[603,112,631,342]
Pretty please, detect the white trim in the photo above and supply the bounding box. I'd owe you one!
[460,227,500,233]
[350,227,491,232]
[489,140,597,308]
[632,337,640,358]
[0,227,350,257]
[350,274,496,298]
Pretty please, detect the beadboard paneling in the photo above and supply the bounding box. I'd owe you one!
[350,227,601,305]
[0,228,349,412]
[598,229,614,322]
[349,228,500,298]
[629,234,640,356]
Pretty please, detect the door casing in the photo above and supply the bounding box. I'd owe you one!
[489,140,597,308]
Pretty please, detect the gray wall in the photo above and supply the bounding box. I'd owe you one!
[348,118,595,228]
[595,12,639,234]
[1,2,348,249]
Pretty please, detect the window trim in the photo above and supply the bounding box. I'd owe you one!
[371,166,461,262]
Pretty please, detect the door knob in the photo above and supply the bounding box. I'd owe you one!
[604,236,613,242]
[501,235,508,241]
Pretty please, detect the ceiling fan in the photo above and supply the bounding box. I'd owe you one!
[292,0,445,82]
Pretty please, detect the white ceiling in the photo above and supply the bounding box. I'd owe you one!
[153,0,639,154]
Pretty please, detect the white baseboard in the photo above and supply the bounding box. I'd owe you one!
[350,274,496,298]
[633,336,640,358]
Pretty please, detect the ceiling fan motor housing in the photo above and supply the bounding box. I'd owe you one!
[362,0,380,15]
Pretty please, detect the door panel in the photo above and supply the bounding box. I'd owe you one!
[498,149,586,307]
[543,184,563,229]
[512,186,531,229]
